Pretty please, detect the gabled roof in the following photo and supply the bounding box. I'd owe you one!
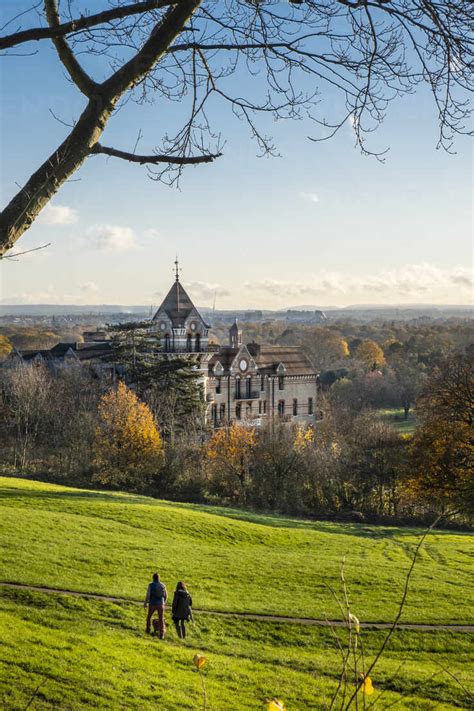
[152,279,208,328]
[207,345,316,376]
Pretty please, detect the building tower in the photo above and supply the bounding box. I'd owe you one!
[152,260,210,353]
[229,319,242,348]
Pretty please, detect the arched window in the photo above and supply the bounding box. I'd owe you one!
[236,403,242,420]
[186,334,192,352]
[235,378,241,399]
[195,334,201,352]
[164,334,170,352]
[246,376,252,398]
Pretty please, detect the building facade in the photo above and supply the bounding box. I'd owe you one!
[150,269,318,427]
[8,267,318,427]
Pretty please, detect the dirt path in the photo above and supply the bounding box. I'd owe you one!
[1,581,473,632]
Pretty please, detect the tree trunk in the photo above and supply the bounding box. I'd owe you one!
[0,0,200,256]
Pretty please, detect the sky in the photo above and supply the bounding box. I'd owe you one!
[0,1,472,310]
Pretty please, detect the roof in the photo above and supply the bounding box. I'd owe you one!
[207,345,316,376]
[254,346,316,376]
[18,341,113,364]
[152,279,209,328]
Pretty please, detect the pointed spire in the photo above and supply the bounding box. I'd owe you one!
[174,256,181,282]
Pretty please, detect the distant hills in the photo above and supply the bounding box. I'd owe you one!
[0,303,472,320]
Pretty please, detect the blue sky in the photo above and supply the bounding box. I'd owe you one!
[0,1,472,309]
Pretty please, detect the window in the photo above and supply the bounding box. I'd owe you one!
[235,378,241,399]
[308,397,314,415]
[211,404,217,425]
[263,400,267,414]
[236,403,242,420]
[195,334,201,352]
[278,400,285,416]
[186,335,192,351]
[260,375,265,391]
[293,398,298,416]
[219,403,226,420]
[216,377,221,394]
[278,375,285,390]
[246,377,252,398]
[258,401,262,415]
[164,334,171,352]
[246,403,252,418]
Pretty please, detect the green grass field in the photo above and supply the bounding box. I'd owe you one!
[0,477,473,709]
[378,407,417,435]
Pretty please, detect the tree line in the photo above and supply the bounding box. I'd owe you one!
[0,343,471,525]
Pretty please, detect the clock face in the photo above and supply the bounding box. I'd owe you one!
[160,322,166,331]
[239,359,248,372]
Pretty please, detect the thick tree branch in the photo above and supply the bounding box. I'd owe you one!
[0,1,202,257]
[90,142,221,165]
[0,1,174,52]
[44,0,96,97]
[101,1,201,98]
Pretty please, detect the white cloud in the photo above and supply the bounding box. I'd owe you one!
[246,264,474,303]
[88,224,137,251]
[37,203,78,225]
[184,281,230,302]
[142,228,160,240]
[77,281,99,294]
[300,191,320,204]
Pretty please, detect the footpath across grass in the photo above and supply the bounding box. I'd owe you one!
[0,477,472,624]
[0,476,473,709]
[0,588,472,710]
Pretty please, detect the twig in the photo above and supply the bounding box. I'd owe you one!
[1,243,51,260]
[23,676,47,710]
[343,515,443,710]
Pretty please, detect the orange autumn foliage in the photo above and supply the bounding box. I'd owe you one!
[94,381,163,490]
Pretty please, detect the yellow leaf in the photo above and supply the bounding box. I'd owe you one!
[194,654,206,670]
[360,675,374,695]
[266,699,286,711]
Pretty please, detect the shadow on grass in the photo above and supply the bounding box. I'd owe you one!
[0,476,462,539]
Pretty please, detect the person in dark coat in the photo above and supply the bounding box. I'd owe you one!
[144,572,168,638]
[171,581,193,639]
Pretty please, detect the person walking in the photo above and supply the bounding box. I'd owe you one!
[144,572,168,638]
[171,581,193,639]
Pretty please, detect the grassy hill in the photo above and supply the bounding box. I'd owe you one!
[0,477,472,709]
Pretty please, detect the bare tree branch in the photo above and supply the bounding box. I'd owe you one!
[0,0,202,257]
[44,0,96,96]
[0,1,175,51]
[0,0,472,256]
[90,142,221,165]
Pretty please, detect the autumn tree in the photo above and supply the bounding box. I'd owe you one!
[251,422,313,512]
[388,357,426,420]
[206,424,257,504]
[94,381,163,491]
[353,340,386,371]
[407,352,474,518]
[0,335,12,360]
[0,361,51,469]
[1,1,473,255]
[301,327,350,371]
